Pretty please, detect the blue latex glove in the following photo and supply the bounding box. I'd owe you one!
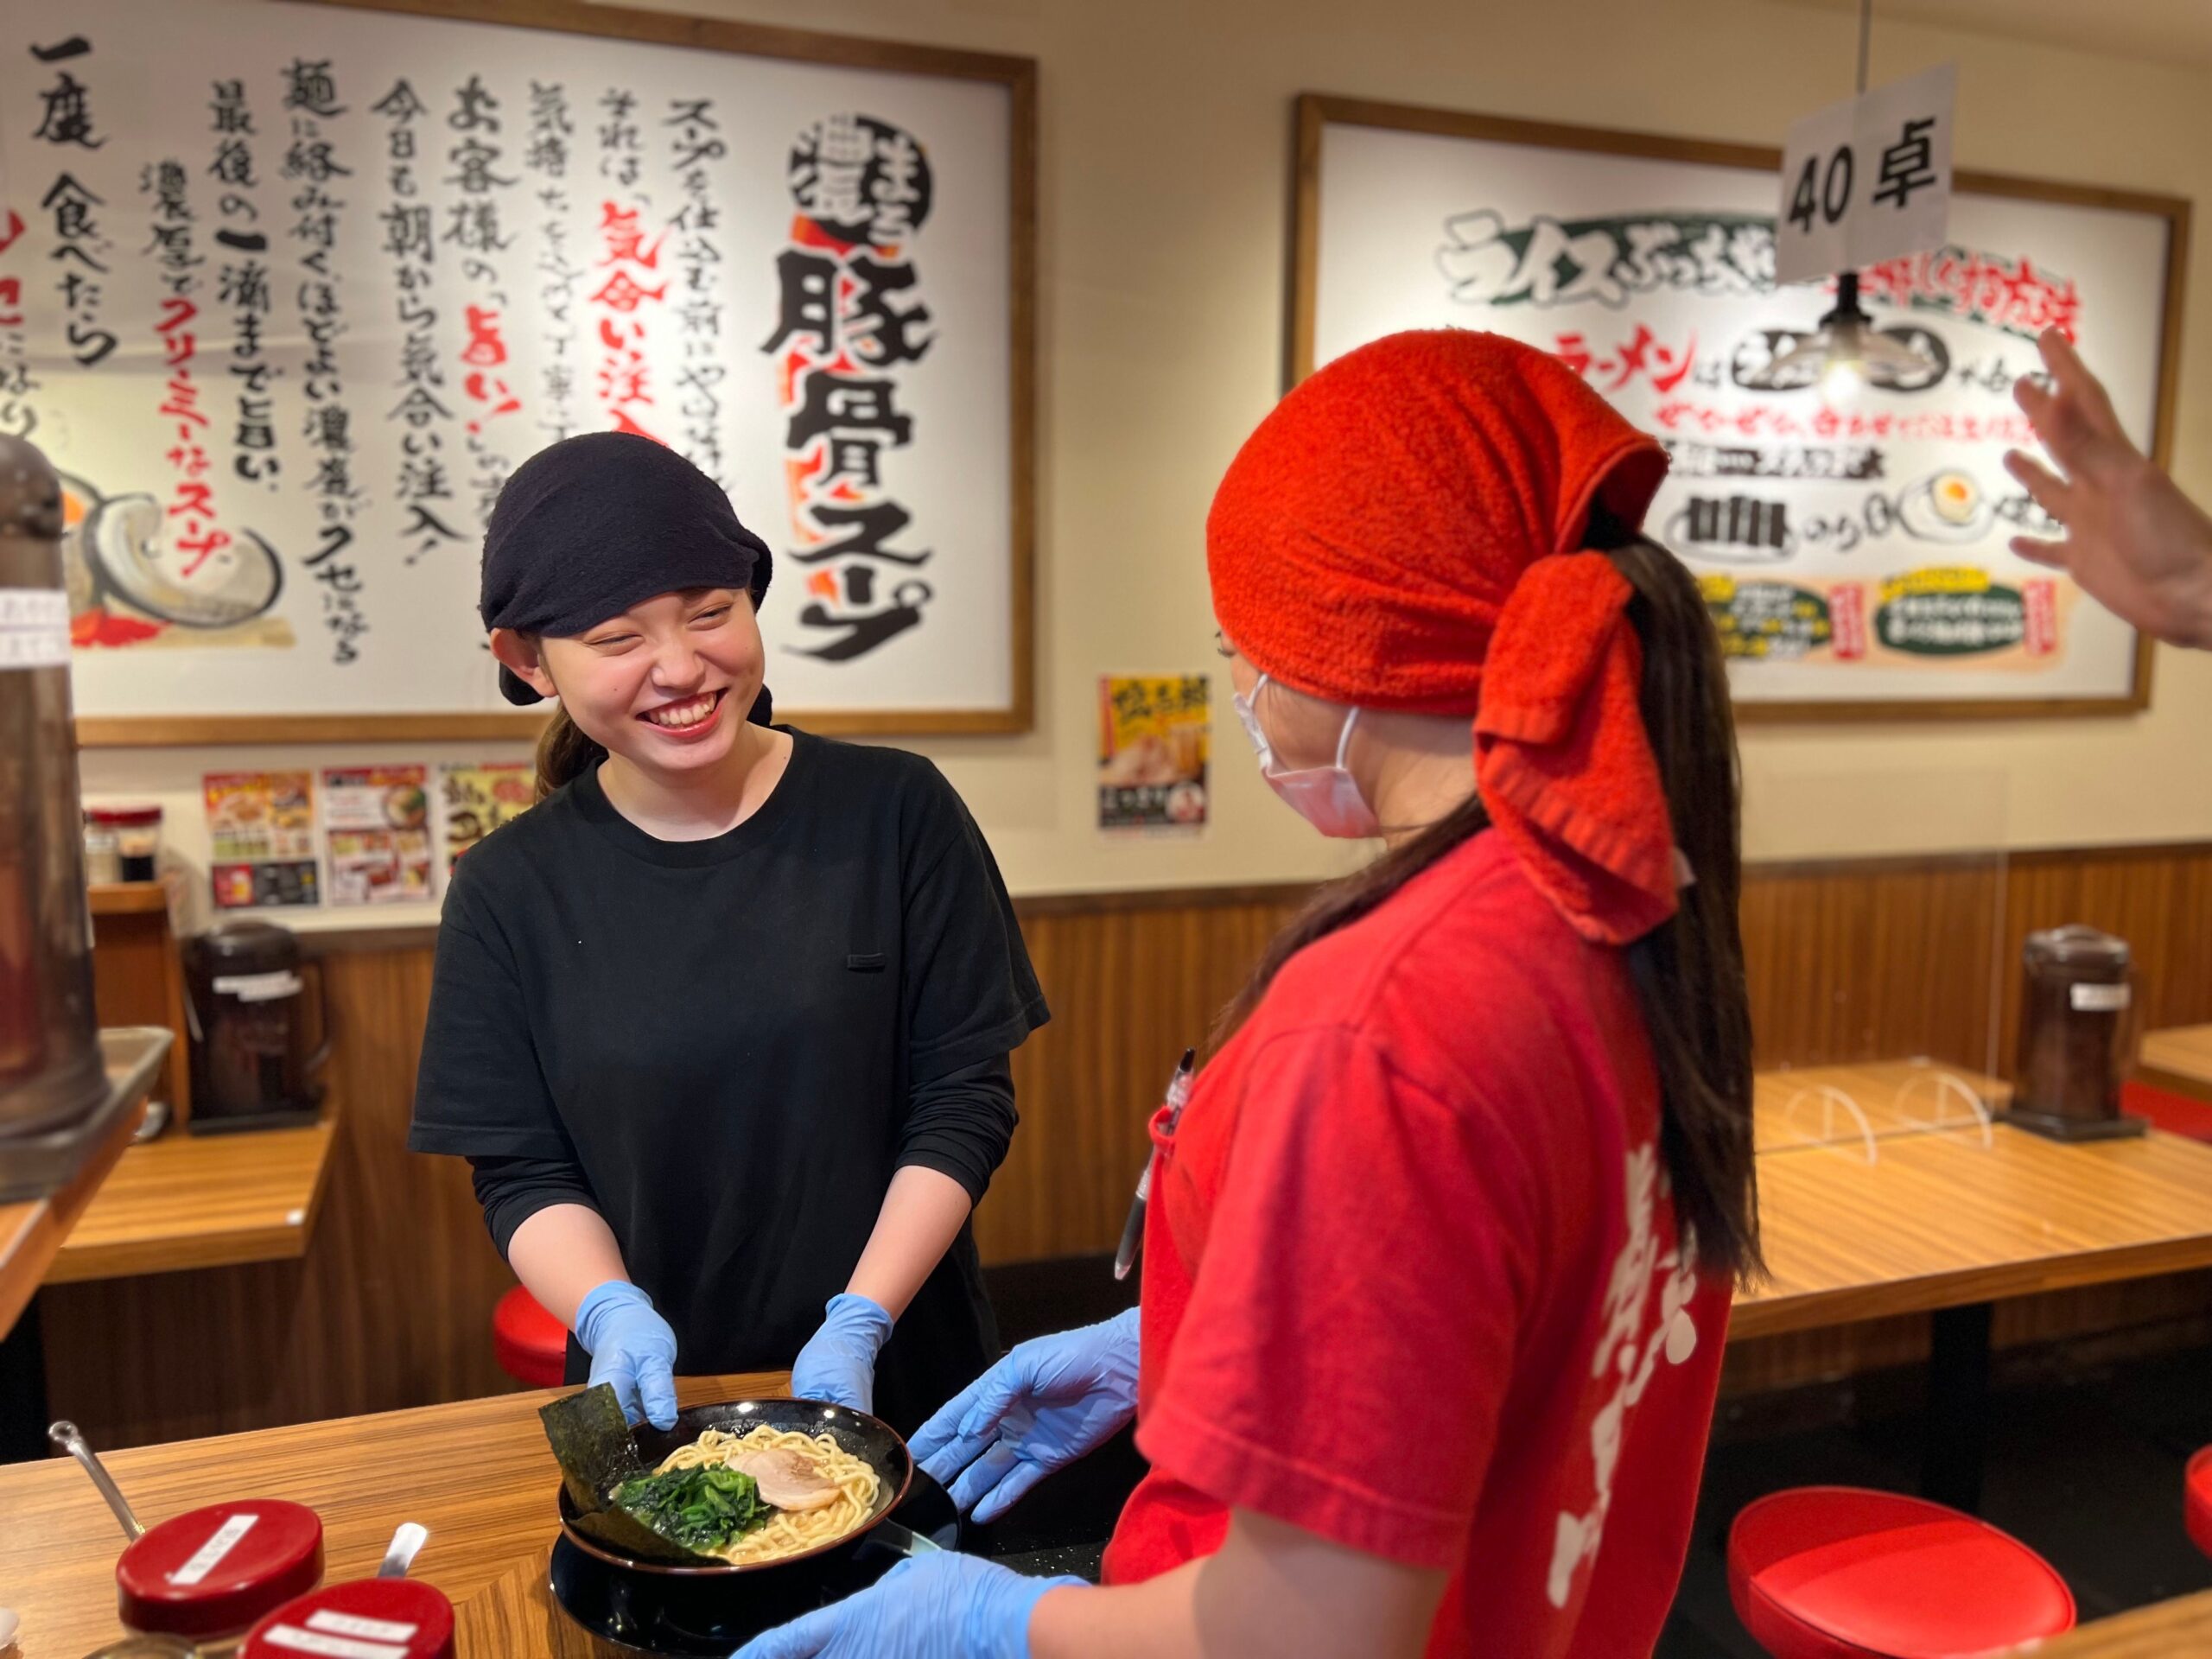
[574,1280,679,1431]
[909,1307,1140,1522]
[732,1551,1078,1659]
[788,1293,894,1414]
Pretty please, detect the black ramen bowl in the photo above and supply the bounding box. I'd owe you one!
[550,1424,961,1656]
[556,1397,916,1576]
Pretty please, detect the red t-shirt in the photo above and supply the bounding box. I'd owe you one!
[1101,830,1731,1657]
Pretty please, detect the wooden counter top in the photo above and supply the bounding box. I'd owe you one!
[0,1095,148,1338]
[48,1115,340,1283]
[0,1370,787,1658]
[2027,1586,2212,1654]
[1738,1125,2212,1339]
[2139,1023,2212,1104]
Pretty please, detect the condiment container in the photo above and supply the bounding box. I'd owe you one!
[88,806,164,883]
[240,1580,454,1659]
[116,1500,324,1645]
[2002,924,2145,1141]
[82,815,123,886]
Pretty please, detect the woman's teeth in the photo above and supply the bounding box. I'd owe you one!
[645,693,717,728]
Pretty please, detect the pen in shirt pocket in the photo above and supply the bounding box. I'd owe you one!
[1112,1047,1197,1282]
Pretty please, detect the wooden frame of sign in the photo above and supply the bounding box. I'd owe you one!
[60,0,1037,745]
[1288,94,2189,722]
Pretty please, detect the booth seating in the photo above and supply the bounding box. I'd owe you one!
[1728,1487,2075,1657]
[491,1285,567,1389]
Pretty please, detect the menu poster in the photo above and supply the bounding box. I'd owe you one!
[205,770,318,908]
[322,765,433,906]
[4,0,1031,741]
[1295,98,2183,717]
[441,761,535,869]
[1097,675,1210,833]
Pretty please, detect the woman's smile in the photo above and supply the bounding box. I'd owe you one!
[639,686,728,739]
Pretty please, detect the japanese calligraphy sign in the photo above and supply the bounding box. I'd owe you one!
[1776,63,1955,286]
[1,0,1034,743]
[1293,97,2183,718]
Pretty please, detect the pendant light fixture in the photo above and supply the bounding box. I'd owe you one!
[1745,0,1941,399]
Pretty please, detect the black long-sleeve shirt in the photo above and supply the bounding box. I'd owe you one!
[409,732,1047,1433]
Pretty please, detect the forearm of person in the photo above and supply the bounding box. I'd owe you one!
[843,1165,975,1319]
[507,1203,632,1329]
[1027,1510,1444,1659]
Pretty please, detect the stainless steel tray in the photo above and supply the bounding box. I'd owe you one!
[0,1027,174,1204]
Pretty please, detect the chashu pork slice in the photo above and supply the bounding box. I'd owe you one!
[728,1446,842,1512]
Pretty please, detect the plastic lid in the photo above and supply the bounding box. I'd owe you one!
[86,805,164,825]
[190,921,302,974]
[117,1500,324,1639]
[242,1580,455,1659]
[2024,924,2130,969]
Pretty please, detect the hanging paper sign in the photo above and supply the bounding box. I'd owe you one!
[1776,63,1956,286]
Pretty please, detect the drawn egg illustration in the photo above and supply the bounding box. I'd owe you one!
[1898,469,1989,543]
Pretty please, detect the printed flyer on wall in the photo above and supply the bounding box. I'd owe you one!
[322,766,434,906]
[205,771,319,909]
[1097,675,1211,833]
[441,761,536,869]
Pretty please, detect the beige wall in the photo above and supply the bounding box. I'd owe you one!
[79,0,2212,916]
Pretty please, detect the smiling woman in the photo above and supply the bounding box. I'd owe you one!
[407,434,1052,1440]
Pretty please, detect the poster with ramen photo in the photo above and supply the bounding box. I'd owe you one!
[1293,98,2186,717]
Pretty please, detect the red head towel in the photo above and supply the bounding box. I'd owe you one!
[1206,328,1677,944]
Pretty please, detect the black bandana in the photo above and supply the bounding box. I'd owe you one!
[479,432,774,709]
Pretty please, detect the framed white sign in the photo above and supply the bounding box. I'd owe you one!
[1,0,1036,743]
[1292,96,2188,720]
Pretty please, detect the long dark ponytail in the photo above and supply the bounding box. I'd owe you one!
[1215,510,1758,1281]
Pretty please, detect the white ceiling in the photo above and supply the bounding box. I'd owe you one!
[1764,0,2212,69]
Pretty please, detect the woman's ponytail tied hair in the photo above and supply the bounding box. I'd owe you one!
[534,702,608,801]
[1584,503,1761,1282]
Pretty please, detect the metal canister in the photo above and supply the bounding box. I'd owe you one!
[0,435,105,1135]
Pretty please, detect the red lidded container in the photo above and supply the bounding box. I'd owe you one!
[241,1580,455,1659]
[117,1499,325,1641]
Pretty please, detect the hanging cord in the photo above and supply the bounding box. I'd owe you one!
[1856,0,1872,93]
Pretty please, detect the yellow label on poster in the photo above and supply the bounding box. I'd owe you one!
[1098,676,1210,832]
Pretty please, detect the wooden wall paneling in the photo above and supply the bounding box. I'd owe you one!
[88,904,192,1122]
[1738,857,2006,1074]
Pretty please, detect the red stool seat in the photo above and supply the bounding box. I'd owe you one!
[2187,1447,2212,1559]
[1728,1487,2075,1658]
[492,1286,569,1389]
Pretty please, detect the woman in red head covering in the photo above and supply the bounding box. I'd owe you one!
[739,330,1758,1659]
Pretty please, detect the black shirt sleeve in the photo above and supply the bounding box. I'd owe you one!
[408,872,575,1161]
[470,1153,601,1260]
[900,762,1050,1085]
[897,1052,1015,1204]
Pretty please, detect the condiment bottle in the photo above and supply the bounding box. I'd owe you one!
[115,1500,324,1649]
[240,1580,455,1659]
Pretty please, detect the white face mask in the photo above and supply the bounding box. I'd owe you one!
[1232,674,1382,840]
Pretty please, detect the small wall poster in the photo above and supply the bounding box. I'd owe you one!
[441,761,535,869]
[322,765,433,906]
[1097,675,1210,833]
[205,770,319,908]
